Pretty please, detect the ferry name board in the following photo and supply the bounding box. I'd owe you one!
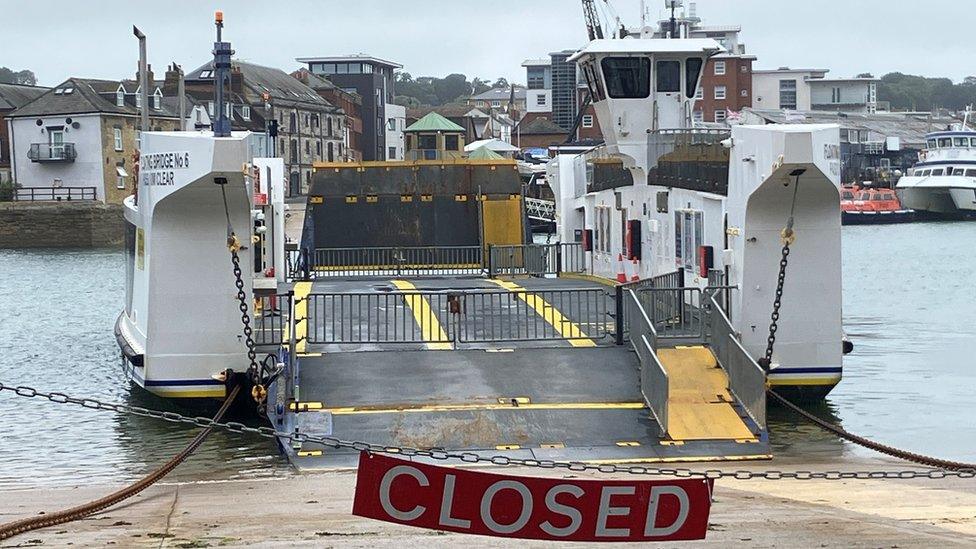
[352,453,712,542]
[140,151,191,187]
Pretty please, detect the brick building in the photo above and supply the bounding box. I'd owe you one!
[182,60,344,195]
[291,68,363,162]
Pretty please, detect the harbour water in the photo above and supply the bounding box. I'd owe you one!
[1,222,974,489]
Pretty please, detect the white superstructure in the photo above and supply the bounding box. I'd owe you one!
[115,130,285,399]
[549,38,844,395]
[896,119,976,218]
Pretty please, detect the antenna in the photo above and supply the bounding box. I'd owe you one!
[212,10,234,137]
[665,0,683,38]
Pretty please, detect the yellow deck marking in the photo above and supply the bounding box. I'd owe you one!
[297,450,323,457]
[496,397,531,405]
[496,444,521,450]
[391,280,452,350]
[488,279,596,347]
[656,346,756,441]
[313,401,645,415]
[289,401,324,411]
[540,443,566,449]
[615,441,641,447]
[293,281,313,353]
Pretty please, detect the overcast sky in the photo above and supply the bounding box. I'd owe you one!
[2,0,972,87]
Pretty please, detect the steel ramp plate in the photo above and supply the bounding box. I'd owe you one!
[656,346,757,441]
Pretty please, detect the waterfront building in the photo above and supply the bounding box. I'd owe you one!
[296,54,404,162]
[753,68,879,114]
[0,83,49,185]
[5,77,186,204]
[407,104,513,145]
[403,112,466,161]
[291,68,364,162]
[183,60,343,196]
[520,54,602,142]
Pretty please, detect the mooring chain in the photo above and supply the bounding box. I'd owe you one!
[1,382,973,481]
[760,244,790,369]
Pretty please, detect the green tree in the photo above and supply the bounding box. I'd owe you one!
[0,67,37,85]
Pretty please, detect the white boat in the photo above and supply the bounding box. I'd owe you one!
[548,37,845,398]
[896,114,976,219]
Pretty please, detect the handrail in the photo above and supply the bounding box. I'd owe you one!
[706,291,766,429]
[625,288,668,437]
[14,186,97,202]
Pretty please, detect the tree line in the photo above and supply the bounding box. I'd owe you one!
[0,66,37,86]
[393,73,515,108]
[868,72,976,112]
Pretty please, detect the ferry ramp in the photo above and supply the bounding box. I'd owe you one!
[264,250,769,469]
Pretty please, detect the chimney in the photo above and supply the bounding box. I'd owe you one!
[230,66,244,95]
[163,63,181,95]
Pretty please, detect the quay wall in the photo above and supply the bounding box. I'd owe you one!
[0,201,124,248]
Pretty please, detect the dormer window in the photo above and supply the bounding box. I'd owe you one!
[153,89,162,110]
[242,104,251,120]
[116,86,125,107]
[135,91,142,110]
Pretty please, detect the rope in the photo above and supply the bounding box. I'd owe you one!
[769,389,976,472]
[0,384,241,541]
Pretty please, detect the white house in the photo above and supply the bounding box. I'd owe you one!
[752,68,828,111]
[384,102,405,160]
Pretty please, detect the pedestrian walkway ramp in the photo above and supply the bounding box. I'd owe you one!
[657,346,756,441]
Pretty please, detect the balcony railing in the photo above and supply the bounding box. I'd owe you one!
[14,187,97,202]
[28,143,77,162]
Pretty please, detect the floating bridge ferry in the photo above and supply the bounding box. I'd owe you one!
[114,23,847,468]
[896,116,976,219]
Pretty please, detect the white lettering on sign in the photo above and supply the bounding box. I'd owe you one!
[539,484,584,537]
[480,480,533,534]
[644,485,690,537]
[596,486,636,537]
[140,151,190,187]
[438,475,471,529]
[379,465,428,521]
[824,144,840,160]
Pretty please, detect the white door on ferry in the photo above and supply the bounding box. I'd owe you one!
[655,60,683,130]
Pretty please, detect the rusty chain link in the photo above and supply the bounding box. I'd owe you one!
[1,382,973,481]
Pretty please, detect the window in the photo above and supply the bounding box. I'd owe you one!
[327,117,333,136]
[289,113,296,129]
[290,139,298,163]
[694,88,703,100]
[714,85,727,100]
[931,168,945,176]
[536,94,547,106]
[655,60,681,93]
[674,210,704,272]
[328,142,335,162]
[153,90,162,110]
[779,79,797,110]
[491,100,501,107]
[966,169,976,177]
[581,115,594,128]
[927,139,937,149]
[418,134,437,149]
[116,88,125,107]
[693,110,704,123]
[601,57,651,98]
[116,174,126,189]
[305,140,310,155]
[953,168,965,175]
[685,58,703,99]
[225,102,232,119]
[242,105,250,120]
[841,191,854,200]
[939,138,951,148]
[199,70,213,78]
[714,110,727,122]
[971,138,976,148]
[954,137,968,147]
[316,141,321,156]
[387,118,396,131]
[445,135,459,151]
[527,73,545,89]
[714,60,726,75]
[113,128,123,151]
[388,146,397,159]
[135,93,142,110]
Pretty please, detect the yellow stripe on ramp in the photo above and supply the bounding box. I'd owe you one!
[489,279,596,347]
[312,401,646,415]
[293,281,313,353]
[392,280,452,350]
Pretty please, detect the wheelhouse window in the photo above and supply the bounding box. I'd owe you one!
[601,57,651,99]
[938,138,951,148]
[931,168,945,176]
[927,139,937,149]
[841,191,854,200]
[954,137,969,147]
[953,168,966,175]
[685,57,703,99]
[971,138,976,147]
[966,169,976,177]
[655,60,681,93]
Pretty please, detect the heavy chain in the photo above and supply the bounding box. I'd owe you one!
[1,382,973,481]
[230,248,260,380]
[760,244,790,369]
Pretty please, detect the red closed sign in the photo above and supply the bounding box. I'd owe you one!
[352,453,713,542]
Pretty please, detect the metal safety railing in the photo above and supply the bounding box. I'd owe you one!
[706,291,766,429]
[302,287,611,345]
[252,293,293,346]
[14,186,96,201]
[624,288,668,437]
[455,288,610,343]
[487,243,587,277]
[307,246,484,279]
[306,291,454,344]
[636,286,707,341]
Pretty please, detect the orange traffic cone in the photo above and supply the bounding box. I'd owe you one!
[616,253,627,283]
[630,257,640,281]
